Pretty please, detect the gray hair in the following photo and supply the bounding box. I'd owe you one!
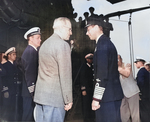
[53,17,71,29]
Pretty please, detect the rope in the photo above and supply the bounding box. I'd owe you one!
[128,14,135,78]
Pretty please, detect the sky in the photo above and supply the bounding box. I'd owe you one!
[72,0,150,75]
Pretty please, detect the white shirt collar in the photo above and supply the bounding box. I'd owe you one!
[96,33,103,44]
[8,60,13,64]
[86,63,91,67]
[29,44,37,51]
[139,66,145,70]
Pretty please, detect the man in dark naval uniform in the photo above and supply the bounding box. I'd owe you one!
[21,27,41,121]
[0,62,6,121]
[1,47,22,121]
[135,57,150,122]
[85,17,123,122]
[80,53,95,122]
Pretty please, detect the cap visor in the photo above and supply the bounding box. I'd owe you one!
[85,24,92,28]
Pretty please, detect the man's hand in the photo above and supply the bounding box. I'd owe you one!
[92,100,100,110]
[64,102,73,111]
[126,63,131,68]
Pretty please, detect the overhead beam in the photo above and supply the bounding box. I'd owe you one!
[106,0,126,4]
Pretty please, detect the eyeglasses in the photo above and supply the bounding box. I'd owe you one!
[63,26,72,31]
[87,25,95,32]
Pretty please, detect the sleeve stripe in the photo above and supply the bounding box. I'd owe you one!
[1,87,8,92]
[93,83,105,100]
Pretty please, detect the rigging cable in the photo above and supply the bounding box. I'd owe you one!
[128,13,135,78]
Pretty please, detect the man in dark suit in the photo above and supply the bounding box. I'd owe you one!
[145,61,150,72]
[21,27,41,121]
[135,57,150,122]
[0,62,6,121]
[1,47,22,121]
[85,17,123,122]
[80,53,95,122]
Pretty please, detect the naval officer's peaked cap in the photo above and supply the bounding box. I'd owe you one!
[5,47,16,56]
[85,16,104,28]
[24,27,41,40]
[134,57,146,63]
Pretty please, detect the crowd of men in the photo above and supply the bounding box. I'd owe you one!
[0,15,150,122]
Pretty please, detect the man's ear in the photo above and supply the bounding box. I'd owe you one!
[7,54,10,59]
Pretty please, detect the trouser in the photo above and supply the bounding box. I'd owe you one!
[22,96,35,121]
[139,98,150,122]
[95,100,122,122]
[34,104,66,122]
[2,94,16,121]
[82,92,95,122]
[120,93,140,122]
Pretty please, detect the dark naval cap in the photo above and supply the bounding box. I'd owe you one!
[24,27,41,40]
[85,17,104,28]
[134,57,146,63]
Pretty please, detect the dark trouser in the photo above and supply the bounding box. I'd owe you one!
[22,96,35,121]
[95,100,122,122]
[2,94,22,121]
[82,91,95,122]
[0,92,2,120]
[139,99,150,122]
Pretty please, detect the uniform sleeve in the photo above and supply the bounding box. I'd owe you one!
[137,70,145,87]
[0,63,6,77]
[0,64,7,92]
[21,51,38,95]
[57,42,73,104]
[93,43,108,101]
[80,64,87,91]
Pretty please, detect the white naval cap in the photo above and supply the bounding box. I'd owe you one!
[85,53,93,59]
[134,56,146,63]
[5,47,16,56]
[145,61,150,66]
[24,27,41,40]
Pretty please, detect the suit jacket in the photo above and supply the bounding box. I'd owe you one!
[34,33,72,108]
[93,34,123,102]
[136,67,150,99]
[21,45,38,97]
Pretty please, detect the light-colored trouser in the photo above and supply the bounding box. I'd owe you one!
[120,93,140,122]
[34,104,66,122]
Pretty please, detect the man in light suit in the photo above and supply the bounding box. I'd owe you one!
[118,55,140,122]
[85,17,123,122]
[34,17,73,122]
[21,27,41,121]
